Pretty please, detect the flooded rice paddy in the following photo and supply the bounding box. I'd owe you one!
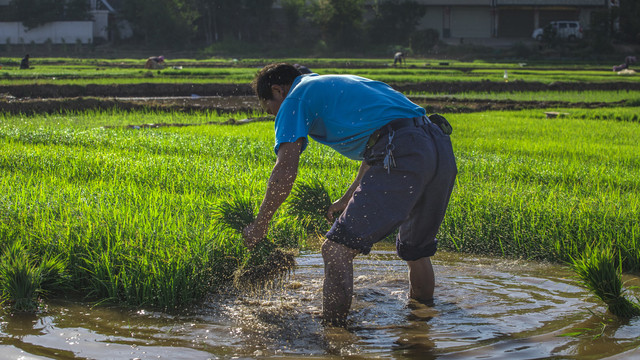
[1,248,639,359]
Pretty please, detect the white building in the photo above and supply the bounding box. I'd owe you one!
[412,0,609,39]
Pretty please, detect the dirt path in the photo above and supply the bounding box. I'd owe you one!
[1,81,636,115]
[2,81,640,99]
[0,94,627,115]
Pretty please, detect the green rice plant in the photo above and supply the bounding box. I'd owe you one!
[0,241,67,312]
[1,105,639,310]
[211,195,297,289]
[0,242,42,311]
[284,177,333,234]
[406,90,640,104]
[212,194,256,234]
[2,58,639,86]
[571,246,640,318]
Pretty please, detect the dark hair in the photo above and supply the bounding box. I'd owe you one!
[251,63,301,101]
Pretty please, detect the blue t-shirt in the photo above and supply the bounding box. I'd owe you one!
[274,74,425,160]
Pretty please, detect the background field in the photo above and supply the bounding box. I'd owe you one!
[1,105,638,310]
[0,58,639,313]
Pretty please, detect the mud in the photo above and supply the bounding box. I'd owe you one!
[1,81,637,115]
[0,95,259,115]
[0,93,628,116]
[2,81,639,99]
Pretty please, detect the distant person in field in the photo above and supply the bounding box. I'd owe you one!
[393,51,405,66]
[613,55,637,72]
[20,54,30,69]
[145,55,165,69]
[243,63,457,327]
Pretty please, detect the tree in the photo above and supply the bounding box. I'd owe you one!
[9,0,64,30]
[193,0,274,44]
[120,0,199,48]
[7,0,90,30]
[366,0,427,46]
[282,0,306,34]
[65,0,91,20]
[310,0,364,50]
[619,0,640,43]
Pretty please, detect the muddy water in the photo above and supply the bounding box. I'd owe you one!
[1,248,639,360]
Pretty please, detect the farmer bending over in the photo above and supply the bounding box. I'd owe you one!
[243,63,457,327]
[393,51,405,66]
[145,55,165,69]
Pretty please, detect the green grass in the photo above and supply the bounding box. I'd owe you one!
[1,106,638,314]
[2,57,639,86]
[408,91,640,104]
[572,246,640,318]
[442,109,639,262]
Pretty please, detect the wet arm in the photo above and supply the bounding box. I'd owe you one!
[244,139,303,247]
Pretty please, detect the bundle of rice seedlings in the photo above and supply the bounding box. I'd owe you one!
[0,242,42,312]
[212,197,297,289]
[232,240,297,290]
[572,246,640,318]
[212,196,256,234]
[0,242,66,312]
[285,178,333,233]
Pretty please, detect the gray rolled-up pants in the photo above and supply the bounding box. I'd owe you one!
[326,117,457,261]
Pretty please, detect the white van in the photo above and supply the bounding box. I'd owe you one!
[532,21,583,41]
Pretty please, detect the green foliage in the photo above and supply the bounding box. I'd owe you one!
[0,242,42,311]
[285,177,333,234]
[212,195,256,233]
[367,0,427,46]
[1,91,639,312]
[309,0,365,49]
[619,0,640,43]
[572,246,640,318]
[0,241,67,312]
[282,0,307,31]
[120,0,199,48]
[410,28,440,54]
[587,10,615,53]
[7,0,88,30]
[209,192,298,288]
[6,60,640,87]
[438,108,640,269]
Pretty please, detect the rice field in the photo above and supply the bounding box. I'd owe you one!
[2,57,638,86]
[1,56,639,316]
[409,90,640,104]
[1,105,639,314]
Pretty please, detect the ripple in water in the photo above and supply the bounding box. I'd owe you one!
[1,249,639,359]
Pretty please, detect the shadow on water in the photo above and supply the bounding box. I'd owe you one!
[1,247,639,359]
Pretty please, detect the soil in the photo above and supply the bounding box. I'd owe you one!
[0,81,637,115]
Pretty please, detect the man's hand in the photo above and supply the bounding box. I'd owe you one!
[242,221,268,249]
[326,198,349,223]
[325,161,370,223]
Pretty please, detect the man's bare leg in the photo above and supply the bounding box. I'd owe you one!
[321,239,359,326]
[407,257,435,305]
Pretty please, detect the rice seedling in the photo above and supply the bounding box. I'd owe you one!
[211,194,256,234]
[0,241,67,312]
[284,177,333,234]
[1,99,639,313]
[0,242,42,312]
[212,195,297,289]
[406,90,640,104]
[2,58,638,86]
[572,246,640,318]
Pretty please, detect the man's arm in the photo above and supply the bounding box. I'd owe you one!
[326,160,370,222]
[243,139,304,248]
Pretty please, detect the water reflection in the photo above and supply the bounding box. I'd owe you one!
[1,249,639,359]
